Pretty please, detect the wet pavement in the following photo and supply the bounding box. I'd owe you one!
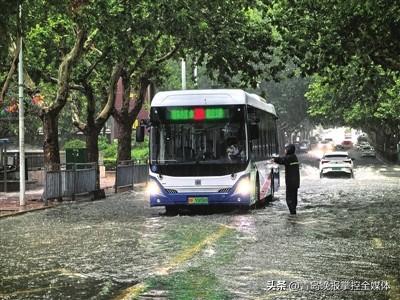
[1,150,399,299]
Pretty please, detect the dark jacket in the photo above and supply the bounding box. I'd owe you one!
[274,153,300,189]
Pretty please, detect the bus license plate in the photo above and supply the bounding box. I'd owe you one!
[188,197,208,205]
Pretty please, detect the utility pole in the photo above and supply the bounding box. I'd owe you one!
[18,3,26,206]
[181,58,186,90]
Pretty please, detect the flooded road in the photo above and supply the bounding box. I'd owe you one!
[1,150,399,299]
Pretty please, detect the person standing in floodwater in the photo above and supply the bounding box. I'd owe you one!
[272,144,300,215]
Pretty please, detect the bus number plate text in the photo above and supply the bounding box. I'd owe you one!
[188,197,208,205]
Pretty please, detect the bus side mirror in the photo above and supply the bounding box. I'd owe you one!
[136,125,145,142]
[249,124,259,140]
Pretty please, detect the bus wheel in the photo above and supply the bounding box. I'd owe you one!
[165,206,178,216]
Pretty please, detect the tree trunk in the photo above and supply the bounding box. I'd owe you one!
[42,112,60,171]
[117,119,133,162]
[86,127,101,190]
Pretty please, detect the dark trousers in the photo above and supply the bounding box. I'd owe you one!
[286,188,298,214]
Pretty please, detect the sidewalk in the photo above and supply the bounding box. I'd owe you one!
[0,173,117,218]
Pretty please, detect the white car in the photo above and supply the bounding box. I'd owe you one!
[319,151,354,178]
[361,145,376,157]
[356,141,370,150]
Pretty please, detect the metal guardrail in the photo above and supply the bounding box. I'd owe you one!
[26,154,45,170]
[133,164,149,184]
[115,161,134,192]
[44,163,96,205]
[115,161,148,193]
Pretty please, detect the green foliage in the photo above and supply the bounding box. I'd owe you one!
[64,138,85,149]
[103,158,116,170]
[131,140,149,162]
[98,136,148,167]
[306,60,400,131]
[99,137,117,160]
[274,0,400,137]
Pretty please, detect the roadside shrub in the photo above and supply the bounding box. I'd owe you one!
[64,139,85,149]
[103,158,116,170]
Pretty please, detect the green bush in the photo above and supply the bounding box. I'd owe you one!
[103,158,116,170]
[99,137,117,170]
[132,147,149,162]
[64,139,85,149]
[131,136,149,162]
[64,136,148,169]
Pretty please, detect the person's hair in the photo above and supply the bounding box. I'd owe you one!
[285,144,296,155]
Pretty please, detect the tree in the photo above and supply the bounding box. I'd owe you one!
[272,0,400,159]
[0,0,20,107]
[71,63,123,191]
[273,0,400,74]
[106,1,285,161]
[306,60,400,158]
[10,1,89,169]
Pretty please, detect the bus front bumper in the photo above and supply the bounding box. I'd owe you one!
[150,192,250,207]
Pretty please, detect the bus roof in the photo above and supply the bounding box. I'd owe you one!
[151,89,277,117]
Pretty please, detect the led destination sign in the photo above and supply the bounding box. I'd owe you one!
[167,107,228,121]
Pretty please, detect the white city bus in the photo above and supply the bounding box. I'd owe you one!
[145,89,280,212]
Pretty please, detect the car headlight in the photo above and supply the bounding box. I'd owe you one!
[147,180,161,195]
[235,177,252,195]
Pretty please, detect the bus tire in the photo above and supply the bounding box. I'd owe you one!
[165,206,178,216]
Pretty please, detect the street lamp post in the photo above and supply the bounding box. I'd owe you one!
[18,3,26,206]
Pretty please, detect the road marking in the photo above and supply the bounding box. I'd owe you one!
[114,283,148,300]
[371,238,384,249]
[59,268,88,278]
[113,225,229,300]
[156,225,228,275]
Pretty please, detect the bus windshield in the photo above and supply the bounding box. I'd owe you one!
[150,106,248,176]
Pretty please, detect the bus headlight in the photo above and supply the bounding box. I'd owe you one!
[235,177,251,195]
[147,180,161,195]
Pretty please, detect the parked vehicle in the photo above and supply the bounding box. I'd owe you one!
[319,151,354,178]
[360,145,376,157]
[356,141,370,151]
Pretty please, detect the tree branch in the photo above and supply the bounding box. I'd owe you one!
[51,27,86,115]
[31,69,86,93]
[129,76,150,120]
[0,42,20,106]
[95,62,124,128]
[78,46,111,82]
[155,42,181,64]
[129,32,162,74]
[71,100,87,133]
